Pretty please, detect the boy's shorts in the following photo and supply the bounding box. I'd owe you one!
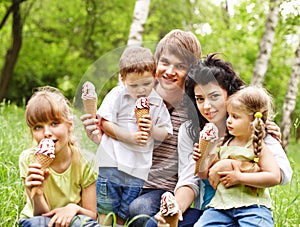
[96,167,144,220]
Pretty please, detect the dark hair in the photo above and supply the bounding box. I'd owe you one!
[184,53,246,142]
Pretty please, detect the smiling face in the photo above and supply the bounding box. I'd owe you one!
[194,82,228,127]
[156,51,188,92]
[121,71,155,100]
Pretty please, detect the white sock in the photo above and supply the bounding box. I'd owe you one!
[116,224,124,227]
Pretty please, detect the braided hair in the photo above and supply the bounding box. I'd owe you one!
[226,86,274,158]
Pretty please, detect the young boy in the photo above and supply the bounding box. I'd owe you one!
[95,46,172,226]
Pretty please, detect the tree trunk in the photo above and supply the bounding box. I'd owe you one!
[280,39,300,152]
[251,0,280,86]
[127,0,151,46]
[0,0,23,102]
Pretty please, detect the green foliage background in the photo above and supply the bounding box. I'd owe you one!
[1,0,299,124]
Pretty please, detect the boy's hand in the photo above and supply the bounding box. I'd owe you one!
[137,114,152,134]
[132,131,149,146]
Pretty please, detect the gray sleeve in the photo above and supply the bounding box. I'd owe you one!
[264,134,293,185]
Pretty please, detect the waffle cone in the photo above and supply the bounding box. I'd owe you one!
[35,154,54,170]
[194,139,210,176]
[31,154,54,198]
[163,213,179,227]
[135,108,149,121]
[83,99,97,118]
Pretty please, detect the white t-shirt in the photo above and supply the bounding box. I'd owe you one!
[96,85,173,180]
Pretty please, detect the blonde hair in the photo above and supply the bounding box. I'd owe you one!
[26,86,81,168]
[119,46,156,78]
[154,29,201,66]
[226,86,274,157]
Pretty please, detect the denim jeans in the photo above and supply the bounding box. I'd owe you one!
[128,189,167,227]
[128,189,203,227]
[19,215,100,227]
[97,167,143,220]
[194,205,274,227]
[145,208,203,227]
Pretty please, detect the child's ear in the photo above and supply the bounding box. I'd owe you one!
[119,73,125,84]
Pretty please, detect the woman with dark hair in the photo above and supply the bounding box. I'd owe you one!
[149,54,292,227]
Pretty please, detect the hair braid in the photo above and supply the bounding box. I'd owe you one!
[252,117,266,157]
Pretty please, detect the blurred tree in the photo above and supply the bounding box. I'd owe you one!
[251,0,281,86]
[127,0,151,46]
[0,0,25,102]
[280,36,300,151]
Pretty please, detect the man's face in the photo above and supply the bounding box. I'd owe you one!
[156,51,188,92]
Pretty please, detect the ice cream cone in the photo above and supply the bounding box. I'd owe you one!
[83,98,97,119]
[81,81,98,118]
[135,96,150,131]
[34,154,54,171]
[135,108,149,122]
[194,139,210,175]
[163,213,179,227]
[31,139,55,198]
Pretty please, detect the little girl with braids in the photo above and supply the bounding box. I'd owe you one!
[195,85,281,227]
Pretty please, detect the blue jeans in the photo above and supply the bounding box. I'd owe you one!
[194,205,274,227]
[97,167,143,220]
[128,189,203,227]
[128,189,166,227]
[19,215,100,227]
[145,208,203,227]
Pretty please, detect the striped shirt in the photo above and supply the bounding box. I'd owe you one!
[143,105,187,191]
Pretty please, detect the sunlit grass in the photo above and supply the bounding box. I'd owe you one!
[0,101,299,226]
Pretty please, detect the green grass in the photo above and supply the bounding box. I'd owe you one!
[0,101,299,226]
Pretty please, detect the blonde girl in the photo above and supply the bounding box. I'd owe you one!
[196,86,281,227]
[19,86,99,227]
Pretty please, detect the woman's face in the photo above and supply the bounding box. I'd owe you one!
[194,82,228,126]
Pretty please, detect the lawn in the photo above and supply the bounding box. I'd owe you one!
[0,101,299,226]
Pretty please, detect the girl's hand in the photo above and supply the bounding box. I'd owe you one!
[43,203,79,227]
[80,114,102,144]
[218,161,242,188]
[132,131,149,146]
[137,114,152,134]
[192,143,201,162]
[208,159,234,189]
[25,163,49,197]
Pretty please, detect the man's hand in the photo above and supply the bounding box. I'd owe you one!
[80,114,102,144]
